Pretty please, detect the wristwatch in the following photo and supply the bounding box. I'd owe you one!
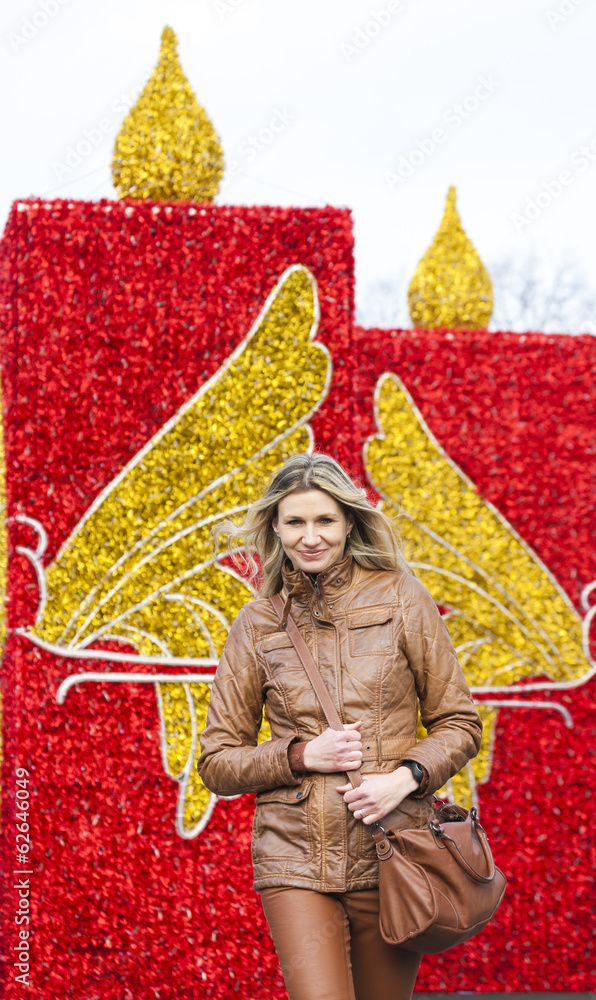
[399,759,424,787]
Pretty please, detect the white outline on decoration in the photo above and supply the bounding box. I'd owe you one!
[448,634,534,687]
[165,592,233,634]
[171,681,223,840]
[65,561,253,661]
[580,580,596,666]
[364,372,595,695]
[413,528,564,668]
[166,600,218,657]
[442,762,480,812]
[155,680,195,779]
[72,553,232,651]
[118,624,172,656]
[19,629,220,668]
[475,698,573,728]
[65,508,251,648]
[56,670,220,839]
[473,703,497,785]
[364,370,595,806]
[55,262,328,633]
[14,515,48,622]
[15,263,332,839]
[411,561,560,677]
[20,263,331,666]
[55,671,217,704]
[367,371,588,632]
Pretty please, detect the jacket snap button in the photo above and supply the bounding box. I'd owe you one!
[314,610,319,617]
[336,577,342,583]
[296,792,303,799]
[365,745,370,750]
[329,604,334,610]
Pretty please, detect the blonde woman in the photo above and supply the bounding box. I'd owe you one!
[197,453,482,1000]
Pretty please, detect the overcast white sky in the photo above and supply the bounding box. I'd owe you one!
[2,0,596,330]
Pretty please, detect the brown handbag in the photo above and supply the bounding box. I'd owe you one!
[269,594,507,955]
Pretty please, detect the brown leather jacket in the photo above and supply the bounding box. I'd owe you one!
[196,552,482,892]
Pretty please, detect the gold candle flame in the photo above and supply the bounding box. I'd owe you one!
[408,186,493,329]
[112,26,224,202]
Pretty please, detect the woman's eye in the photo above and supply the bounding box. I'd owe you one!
[285,517,333,525]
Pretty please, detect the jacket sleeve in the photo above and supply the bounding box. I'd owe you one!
[287,739,309,775]
[196,605,304,795]
[399,574,483,797]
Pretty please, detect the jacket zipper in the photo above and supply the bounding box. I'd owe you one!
[313,575,325,618]
[313,574,347,888]
[312,573,346,888]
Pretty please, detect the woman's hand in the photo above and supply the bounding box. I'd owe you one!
[302,721,363,773]
[336,767,419,825]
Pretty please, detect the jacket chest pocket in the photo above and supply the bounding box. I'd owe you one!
[347,608,393,657]
[253,778,315,863]
[258,632,304,673]
[258,631,323,731]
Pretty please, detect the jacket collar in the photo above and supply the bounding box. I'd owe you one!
[280,549,356,611]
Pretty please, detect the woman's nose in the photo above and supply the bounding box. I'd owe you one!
[302,525,321,546]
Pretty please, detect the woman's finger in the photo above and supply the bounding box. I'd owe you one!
[345,794,370,810]
[336,785,364,801]
[339,731,362,744]
[362,812,379,825]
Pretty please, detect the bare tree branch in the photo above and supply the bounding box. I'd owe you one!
[355,255,596,334]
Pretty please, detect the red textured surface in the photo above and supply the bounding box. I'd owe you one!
[0,197,354,1000]
[0,197,595,996]
[349,325,596,990]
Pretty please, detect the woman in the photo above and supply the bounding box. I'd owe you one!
[196,453,482,1000]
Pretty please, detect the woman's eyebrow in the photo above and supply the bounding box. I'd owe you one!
[282,512,339,520]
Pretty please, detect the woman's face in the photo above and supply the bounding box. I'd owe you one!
[273,489,354,575]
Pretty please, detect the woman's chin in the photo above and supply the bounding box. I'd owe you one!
[294,553,336,573]
[296,558,328,573]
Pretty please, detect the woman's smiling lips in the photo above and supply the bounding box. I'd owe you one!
[298,549,327,559]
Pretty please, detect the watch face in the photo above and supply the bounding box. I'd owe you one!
[411,762,424,782]
[403,760,423,783]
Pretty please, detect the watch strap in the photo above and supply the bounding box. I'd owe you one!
[400,759,425,786]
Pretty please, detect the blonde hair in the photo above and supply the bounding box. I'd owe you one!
[215,453,412,598]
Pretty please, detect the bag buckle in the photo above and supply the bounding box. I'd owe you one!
[429,818,446,848]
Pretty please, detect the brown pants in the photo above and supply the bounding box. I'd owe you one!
[259,886,421,1000]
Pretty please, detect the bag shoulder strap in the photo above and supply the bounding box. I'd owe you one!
[269,592,362,789]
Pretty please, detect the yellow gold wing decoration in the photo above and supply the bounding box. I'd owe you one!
[21,264,330,836]
[365,373,594,808]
